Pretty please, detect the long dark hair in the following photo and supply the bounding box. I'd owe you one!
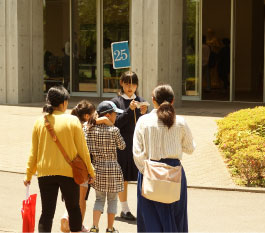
[118,71,139,95]
[43,86,70,114]
[71,100,96,125]
[152,84,175,129]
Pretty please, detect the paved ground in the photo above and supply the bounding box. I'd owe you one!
[1,171,265,232]
[0,99,264,232]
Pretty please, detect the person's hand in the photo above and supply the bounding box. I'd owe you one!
[88,176,95,184]
[140,105,148,115]
[129,100,138,111]
[23,179,31,186]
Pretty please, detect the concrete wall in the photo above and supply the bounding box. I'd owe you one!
[131,0,183,107]
[0,0,43,104]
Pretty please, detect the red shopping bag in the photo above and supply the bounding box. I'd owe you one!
[21,185,37,233]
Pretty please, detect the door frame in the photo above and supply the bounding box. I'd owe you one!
[263,0,265,103]
[230,0,235,101]
[182,0,202,101]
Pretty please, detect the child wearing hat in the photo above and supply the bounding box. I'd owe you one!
[84,101,126,233]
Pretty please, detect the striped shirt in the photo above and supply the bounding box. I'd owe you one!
[133,109,195,173]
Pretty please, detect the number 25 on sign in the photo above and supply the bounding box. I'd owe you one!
[111,41,131,69]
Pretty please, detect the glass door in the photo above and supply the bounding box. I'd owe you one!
[201,0,231,101]
[233,0,264,102]
[182,0,201,99]
[71,0,97,93]
[43,0,70,92]
[102,0,129,94]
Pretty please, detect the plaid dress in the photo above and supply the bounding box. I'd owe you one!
[84,123,126,193]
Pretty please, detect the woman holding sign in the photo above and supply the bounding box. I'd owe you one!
[111,71,148,221]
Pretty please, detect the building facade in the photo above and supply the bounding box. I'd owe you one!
[0,0,265,105]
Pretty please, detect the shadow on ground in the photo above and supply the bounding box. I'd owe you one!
[114,216,137,225]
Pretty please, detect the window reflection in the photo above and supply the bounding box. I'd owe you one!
[103,0,129,93]
[182,0,200,97]
[44,0,130,94]
[43,0,70,92]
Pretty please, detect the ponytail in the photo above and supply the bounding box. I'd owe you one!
[71,107,80,119]
[152,84,175,129]
[43,86,69,114]
[157,101,175,128]
[43,103,54,114]
[71,100,96,123]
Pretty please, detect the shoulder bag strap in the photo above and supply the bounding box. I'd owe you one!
[44,115,72,165]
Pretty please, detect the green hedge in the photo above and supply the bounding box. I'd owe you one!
[215,107,265,187]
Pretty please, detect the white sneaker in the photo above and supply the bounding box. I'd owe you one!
[61,217,70,233]
[82,225,89,232]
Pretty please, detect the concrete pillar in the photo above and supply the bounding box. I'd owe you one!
[0,0,7,103]
[0,0,43,104]
[131,0,183,107]
[31,0,44,102]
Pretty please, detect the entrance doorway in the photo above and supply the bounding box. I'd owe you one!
[201,0,264,102]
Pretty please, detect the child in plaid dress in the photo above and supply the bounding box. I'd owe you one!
[84,101,126,233]
[60,100,113,233]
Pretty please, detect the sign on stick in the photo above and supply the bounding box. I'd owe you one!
[111,41,131,69]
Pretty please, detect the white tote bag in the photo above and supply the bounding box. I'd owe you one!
[141,160,182,204]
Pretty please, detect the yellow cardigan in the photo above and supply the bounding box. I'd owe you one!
[25,110,95,181]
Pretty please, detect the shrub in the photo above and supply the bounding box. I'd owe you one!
[215,106,265,187]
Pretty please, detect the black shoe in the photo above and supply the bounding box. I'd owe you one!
[106,227,119,233]
[120,211,136,221]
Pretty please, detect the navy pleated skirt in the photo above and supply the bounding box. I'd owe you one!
[137,158,188,233]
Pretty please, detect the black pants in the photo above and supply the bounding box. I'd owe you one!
[38,176,81,232]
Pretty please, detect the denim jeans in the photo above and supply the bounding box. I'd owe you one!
[93,190,118,214]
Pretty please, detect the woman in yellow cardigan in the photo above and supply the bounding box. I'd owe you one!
[23,86,95,233]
